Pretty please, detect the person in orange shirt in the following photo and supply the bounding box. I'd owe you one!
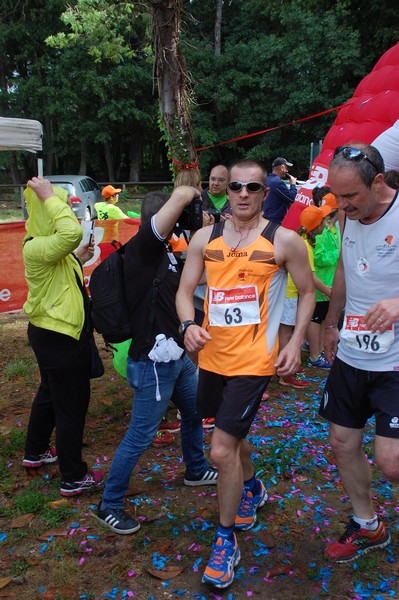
[176,159,315,590]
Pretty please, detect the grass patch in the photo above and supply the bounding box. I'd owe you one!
[0,197,24,223]
[11,485,58,515]
[7,557,31,577]
[0,426,26,455]
[3,356,36,380]
[40,553,81,585]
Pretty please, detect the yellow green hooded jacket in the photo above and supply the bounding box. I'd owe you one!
[23,185,85,340]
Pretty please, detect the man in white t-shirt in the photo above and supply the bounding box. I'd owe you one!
[320,143,399,563]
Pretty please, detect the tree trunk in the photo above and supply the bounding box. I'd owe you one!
[129,129,142,181]
[79,140,88,175]
[44,115,53,175]
[10,156,21,184]
[146,0,196,167]
[215,0,223,56]
[104,141,115,181]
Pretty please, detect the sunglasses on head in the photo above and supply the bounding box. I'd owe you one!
[227,181,264,193]
[333,146,380,173]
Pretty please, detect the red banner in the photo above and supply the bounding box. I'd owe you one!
[0,219,140,313]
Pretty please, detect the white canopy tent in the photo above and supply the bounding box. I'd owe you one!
[0,117,43,175]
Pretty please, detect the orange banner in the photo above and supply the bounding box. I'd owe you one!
[0,219,140,313]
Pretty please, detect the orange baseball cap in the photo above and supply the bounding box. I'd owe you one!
[321,192,338,209]
[169,233,188,253]
[300,204,332,232]
[102,185,122,199]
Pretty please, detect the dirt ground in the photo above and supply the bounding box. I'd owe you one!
[0,310,398,600]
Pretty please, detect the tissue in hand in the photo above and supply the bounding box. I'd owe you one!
[148,334,184,363]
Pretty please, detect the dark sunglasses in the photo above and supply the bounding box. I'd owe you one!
[333,146,380,173]
[227,181,264,193]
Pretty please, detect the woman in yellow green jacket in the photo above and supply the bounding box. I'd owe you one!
[22,176,104,496]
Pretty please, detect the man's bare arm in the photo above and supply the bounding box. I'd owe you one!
[154,186,199,239]
[275,228,315,375]
[176,228,212,352]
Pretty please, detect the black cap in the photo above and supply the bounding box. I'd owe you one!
[272,157,293,168]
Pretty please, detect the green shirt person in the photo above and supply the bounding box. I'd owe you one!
[95,185,128,220]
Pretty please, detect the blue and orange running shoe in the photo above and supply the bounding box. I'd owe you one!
[202,533,240,589]
[235,479,268,530]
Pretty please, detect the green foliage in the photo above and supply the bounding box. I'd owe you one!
[3,357,36,381]
[0,426,26,455]
[184,0,398,175]
[46,0,137,63]
[0,0,398,181]
[11,485,54,514]
[7,558,31,577]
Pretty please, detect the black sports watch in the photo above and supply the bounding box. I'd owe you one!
[179,320,196,337]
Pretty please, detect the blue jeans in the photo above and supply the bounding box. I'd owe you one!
[102,354,208,508]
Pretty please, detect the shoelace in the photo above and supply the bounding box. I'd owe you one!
[81,474,93,484]
[209,543,227,568]
[339,520,360,543]
[237,495,253,516]
[41,449,55,460]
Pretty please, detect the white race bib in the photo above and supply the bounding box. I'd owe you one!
[341,315,394,354]
[208,285,260,327]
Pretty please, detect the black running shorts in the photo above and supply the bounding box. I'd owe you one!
[319,356,399,438]
[197,369,271,438]
[311,300,329,324]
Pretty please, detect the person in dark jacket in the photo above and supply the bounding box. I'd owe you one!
[95,186,217,535]
[263,157,297,224]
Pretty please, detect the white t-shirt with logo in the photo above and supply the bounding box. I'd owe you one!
[337,192,399,371]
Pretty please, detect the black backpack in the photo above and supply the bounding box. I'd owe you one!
[89,240,171,345]
[89,241,131,344]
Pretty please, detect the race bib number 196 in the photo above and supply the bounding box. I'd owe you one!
[208,285,260,327]
[341,315,394,354]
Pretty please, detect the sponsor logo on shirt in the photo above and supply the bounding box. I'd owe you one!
[376,234,398,257]
[343,236,355,248]
[356,257,369,274]
[210,286,257,304]
[227,251,248,257]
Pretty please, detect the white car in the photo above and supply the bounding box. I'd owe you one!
[44,175,102,221]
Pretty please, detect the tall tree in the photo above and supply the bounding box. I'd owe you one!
[214,0,223,56]
[184,0,398,177]
[145,0,197,169]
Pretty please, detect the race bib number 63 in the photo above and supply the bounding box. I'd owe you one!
[208,285,261,327]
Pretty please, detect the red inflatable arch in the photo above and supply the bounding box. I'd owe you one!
[283,41,399,231]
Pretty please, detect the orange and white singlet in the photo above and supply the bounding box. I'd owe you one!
[199,221,287,376]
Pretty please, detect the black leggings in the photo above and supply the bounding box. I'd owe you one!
[25,323,91,482]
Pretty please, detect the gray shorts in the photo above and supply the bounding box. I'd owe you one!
[197,369,271,438]
[319,357,399,438]
[280,297,298,327]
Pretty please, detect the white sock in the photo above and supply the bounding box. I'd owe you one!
[353,514,378,531]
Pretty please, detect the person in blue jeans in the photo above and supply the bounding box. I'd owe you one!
[95,186,217,535]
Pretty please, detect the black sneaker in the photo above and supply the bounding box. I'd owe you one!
[95,503,141,535]
[60,470,105,497]
[184,468,218,487]
[22,447,58,468]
